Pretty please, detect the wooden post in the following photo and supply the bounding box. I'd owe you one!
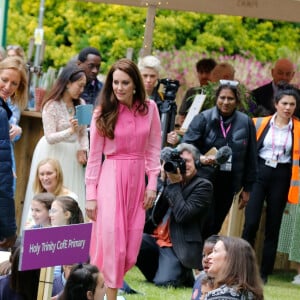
[14,111,43,232]
[37,267,54,300]
[141,4,156,57]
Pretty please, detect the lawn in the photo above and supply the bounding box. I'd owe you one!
[123,267,300,300]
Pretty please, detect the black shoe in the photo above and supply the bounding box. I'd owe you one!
[119,281,140,294]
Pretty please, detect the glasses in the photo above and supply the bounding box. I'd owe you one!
[219,79,239,87]
[49,208,58,214]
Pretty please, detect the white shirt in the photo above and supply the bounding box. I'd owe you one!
[259,114,293,163]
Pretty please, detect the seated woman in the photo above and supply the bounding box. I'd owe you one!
[22,158,78,229]
[205,236,264,300]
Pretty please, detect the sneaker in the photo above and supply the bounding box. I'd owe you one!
[292,274,300,285]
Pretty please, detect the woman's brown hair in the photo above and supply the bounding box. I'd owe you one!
[214,236,264,300]
[95,58,148,139]
[42,64,86,109]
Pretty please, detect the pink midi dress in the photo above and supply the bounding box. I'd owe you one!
[85,100,161,288]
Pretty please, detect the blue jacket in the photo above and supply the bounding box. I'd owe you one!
[0,98,16,240]
[0,275,23,300]
[80,78,103,106]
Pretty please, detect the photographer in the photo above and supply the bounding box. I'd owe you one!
[136,143,213,287]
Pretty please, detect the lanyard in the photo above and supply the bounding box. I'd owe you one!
[271,123,291,160]
[220,117,232,140]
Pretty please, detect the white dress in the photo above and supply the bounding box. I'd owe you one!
[20,99,88,230]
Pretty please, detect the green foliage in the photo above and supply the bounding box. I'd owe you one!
[6,0,300,73]
[203,81,256,116]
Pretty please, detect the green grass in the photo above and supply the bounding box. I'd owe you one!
[122,267,300,300]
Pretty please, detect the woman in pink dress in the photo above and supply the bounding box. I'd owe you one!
[85,58,161,300]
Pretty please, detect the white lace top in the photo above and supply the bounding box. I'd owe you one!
[42,99,88,150]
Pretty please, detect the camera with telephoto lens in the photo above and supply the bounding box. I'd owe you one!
[163,150,186,174]
[159,78,180,101]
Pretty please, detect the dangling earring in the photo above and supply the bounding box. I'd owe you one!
[133,89,136,95]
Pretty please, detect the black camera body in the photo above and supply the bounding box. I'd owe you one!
[159,78,180,101]
[163,150,186,174]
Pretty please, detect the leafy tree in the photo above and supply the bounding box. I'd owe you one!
[6,0,300,73]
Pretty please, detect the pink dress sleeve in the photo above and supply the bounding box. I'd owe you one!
[145,100,161,191]
[85,108,104,200]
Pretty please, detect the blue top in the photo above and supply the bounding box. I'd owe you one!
[0,275,23,300]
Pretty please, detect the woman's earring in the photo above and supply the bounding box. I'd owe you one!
[133,89,136,95]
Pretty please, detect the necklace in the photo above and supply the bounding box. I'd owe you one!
[67,106,74,114]
[63,101,75,115]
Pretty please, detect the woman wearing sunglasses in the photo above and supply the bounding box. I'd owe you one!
[168,80,257,240]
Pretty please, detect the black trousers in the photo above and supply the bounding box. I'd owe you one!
[136,234,191,287]
[202,170,235,240]
[242,158,291,277]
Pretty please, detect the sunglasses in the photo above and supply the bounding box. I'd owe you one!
[219,79,239,87]
[7,45,21,50]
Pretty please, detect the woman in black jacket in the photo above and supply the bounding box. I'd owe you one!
[168,82,257,239]
[0,56,27,248]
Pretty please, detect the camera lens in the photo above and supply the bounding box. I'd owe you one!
[163,161,178,173]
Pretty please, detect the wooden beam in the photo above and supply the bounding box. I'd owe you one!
[79,0,300,23]
[141,5,156,57]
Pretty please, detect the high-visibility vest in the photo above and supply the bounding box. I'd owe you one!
[253,116,300,204]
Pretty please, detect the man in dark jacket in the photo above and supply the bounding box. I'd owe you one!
[252,58,300,118]
[136,143,213,287]
[0,98,17,249]
[77,47,103,106]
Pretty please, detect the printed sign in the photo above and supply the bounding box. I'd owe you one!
[34,28,44,45]
[181,94,206,131]
[19,223,92,271]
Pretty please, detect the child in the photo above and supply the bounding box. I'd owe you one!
[191,235,219,300]
[200,274,214,300]
[31,193,55,228]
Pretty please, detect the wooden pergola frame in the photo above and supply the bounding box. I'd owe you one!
[79,0,300,55]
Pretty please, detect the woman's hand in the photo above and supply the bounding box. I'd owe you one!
[0,234,17,249]
[9,124,22,140]
[143,189,156,210]
[199,155,216,166]
[238,191,250,209]
[77,150,87,165]
[167,131,179,146]
[85,200,97,221]
[69,117,79,133]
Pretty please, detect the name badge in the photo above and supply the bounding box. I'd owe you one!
[265,159,278,168]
